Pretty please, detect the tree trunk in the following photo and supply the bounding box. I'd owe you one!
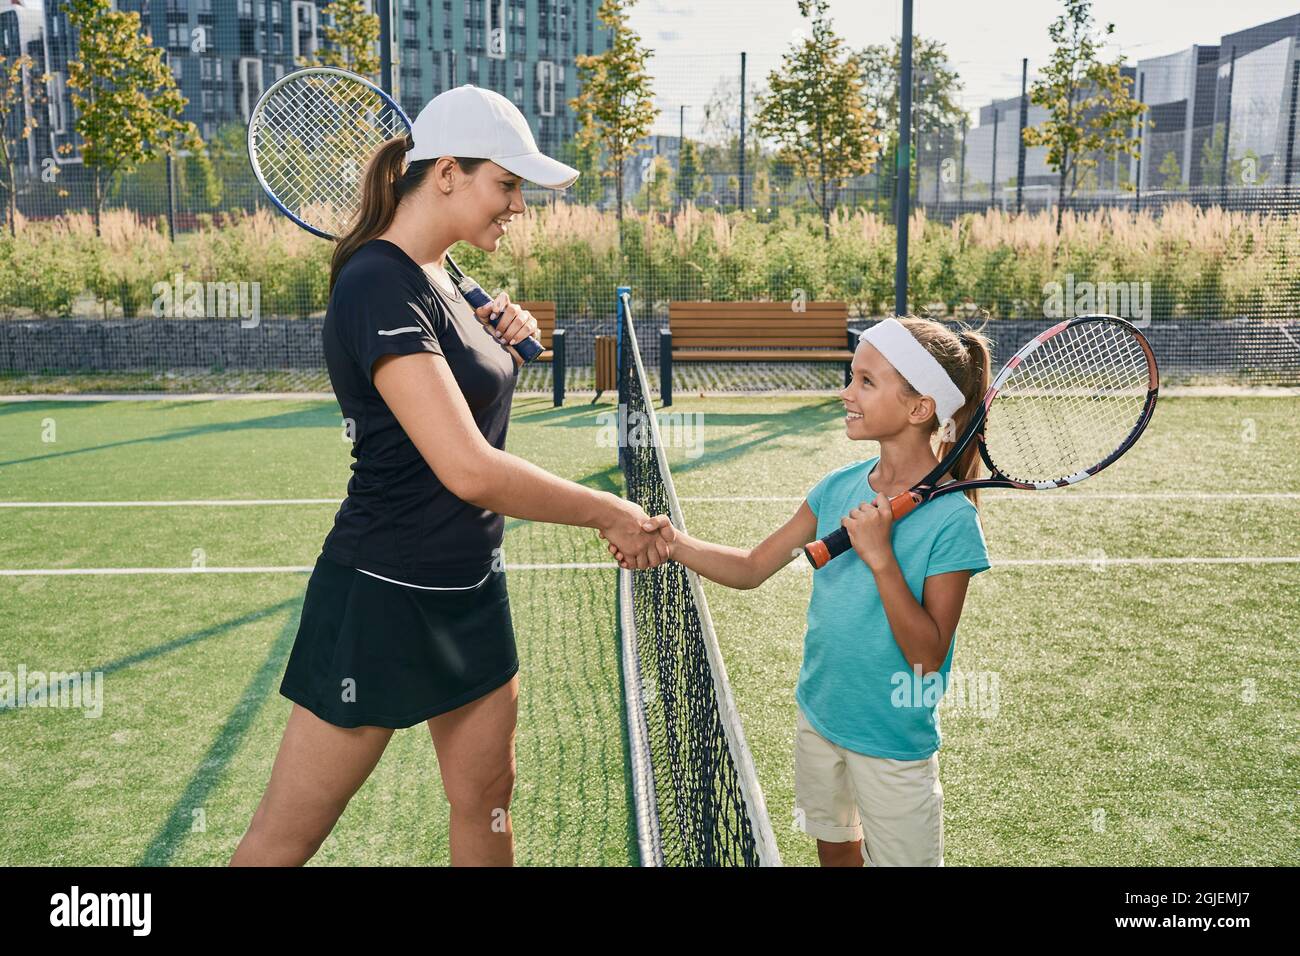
[4,164,14,239]
[816,106,829,241]
[615,155,624,227]
[93,170,104,238]
[1056,147,1069,236]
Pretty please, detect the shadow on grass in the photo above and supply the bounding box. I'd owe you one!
[0,403,341,469]
[138,597,303,866]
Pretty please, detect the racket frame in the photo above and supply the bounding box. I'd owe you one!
[804,314,1159,568]
[245,66,545,362]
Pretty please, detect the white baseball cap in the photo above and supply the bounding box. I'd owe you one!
[406,84,580,190]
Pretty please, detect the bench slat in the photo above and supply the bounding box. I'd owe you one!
[673,350,853,361]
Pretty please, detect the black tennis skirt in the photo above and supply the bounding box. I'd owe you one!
[279,553,519,729]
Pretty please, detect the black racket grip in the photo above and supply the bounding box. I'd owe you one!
[460,283,545,363]
[804,527,851,569]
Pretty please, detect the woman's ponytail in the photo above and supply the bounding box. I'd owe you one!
[328,139,487,293]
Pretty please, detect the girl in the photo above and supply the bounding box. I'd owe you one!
[605,316,992,866]
[231,85,669,867]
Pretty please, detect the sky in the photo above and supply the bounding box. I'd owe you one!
[628,0,1300,137]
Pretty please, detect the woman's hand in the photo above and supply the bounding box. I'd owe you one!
[599,503,672,570]
[600,514,676,570]
[843,492,896,572]
[474,291,539,367]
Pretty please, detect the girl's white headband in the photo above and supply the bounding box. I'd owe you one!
[858,319,965,433]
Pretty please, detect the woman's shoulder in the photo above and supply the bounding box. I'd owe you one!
[334,240,418,290]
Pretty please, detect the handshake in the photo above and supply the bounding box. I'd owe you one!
[598,499,678,570]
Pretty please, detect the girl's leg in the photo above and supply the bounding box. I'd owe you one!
[426,676,519,866]
[817,838,865,867]
[230,704,394,866]
[794,708,866,866]
[848,752,944,866]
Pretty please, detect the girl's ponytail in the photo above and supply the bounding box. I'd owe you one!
[894,318,994,506]
[944,328,992,504]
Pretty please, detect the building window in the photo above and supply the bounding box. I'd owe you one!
[271,2,281,23]
[239,57,264,123]
[537,60,556,116]
[487,0,506,59]
[48,72,66,134]
[238,0,253,16]
[291,1,318,60]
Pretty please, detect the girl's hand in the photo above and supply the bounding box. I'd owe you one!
[842,493,895,571]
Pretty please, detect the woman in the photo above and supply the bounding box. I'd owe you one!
[230,85,669,866]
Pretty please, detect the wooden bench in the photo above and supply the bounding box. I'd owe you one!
[660,302,855,405]
[517,301,565,406]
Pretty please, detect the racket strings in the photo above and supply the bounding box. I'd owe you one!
[985,321,1151,484]
[252,74,407,237]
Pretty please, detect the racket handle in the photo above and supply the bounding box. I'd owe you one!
[802,491,925,569]
[458,282,545,363]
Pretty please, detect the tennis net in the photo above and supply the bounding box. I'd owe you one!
[614,289,782,867]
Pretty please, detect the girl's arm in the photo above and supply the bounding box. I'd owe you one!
[872,564,971,675]
[843,492,972,674]
[607,501,819,590]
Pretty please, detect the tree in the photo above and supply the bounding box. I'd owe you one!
[1157,150,1182,190]
[636,154,673,212]
[0,54,45,237]
[1021,0,1147,234]
[64,0,202,235]
[1199,125,1268,188]
[676,138,703,207]
[858,35,965,202]
[555,136,604,205]
[570,0,659,225]
[754,0,880,240]
[299,0,381,76]
[700,75,763,148]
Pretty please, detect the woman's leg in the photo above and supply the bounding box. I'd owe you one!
[427,676,519,866]
[229,704,394,866]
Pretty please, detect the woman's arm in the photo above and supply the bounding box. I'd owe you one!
[372,350,667,568]
[607,501,819,590]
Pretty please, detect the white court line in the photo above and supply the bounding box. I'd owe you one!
[996,556,1300,567]
[0,502,343,509]
[0,562,618,577]
[1,557,1297,577]
[0,393,337,402]
[678,493,1300,503]
[3,492,1300,509]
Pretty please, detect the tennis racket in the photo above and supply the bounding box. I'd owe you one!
[804,314,1159,569]
[246,66,544,362]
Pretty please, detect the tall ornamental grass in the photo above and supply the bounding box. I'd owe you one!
[0,202,1293,320]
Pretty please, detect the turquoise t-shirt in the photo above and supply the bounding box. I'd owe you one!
[796,456,991,760]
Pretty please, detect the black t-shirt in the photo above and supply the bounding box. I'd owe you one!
[320,238,518,587]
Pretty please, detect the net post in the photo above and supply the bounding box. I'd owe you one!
[616,286,630,472]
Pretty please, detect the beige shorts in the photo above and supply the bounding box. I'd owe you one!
[793,708,944,866]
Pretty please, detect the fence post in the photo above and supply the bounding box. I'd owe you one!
[895,0,913,317]
[1016,58,1028,215]
[1220,46,1236,204]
